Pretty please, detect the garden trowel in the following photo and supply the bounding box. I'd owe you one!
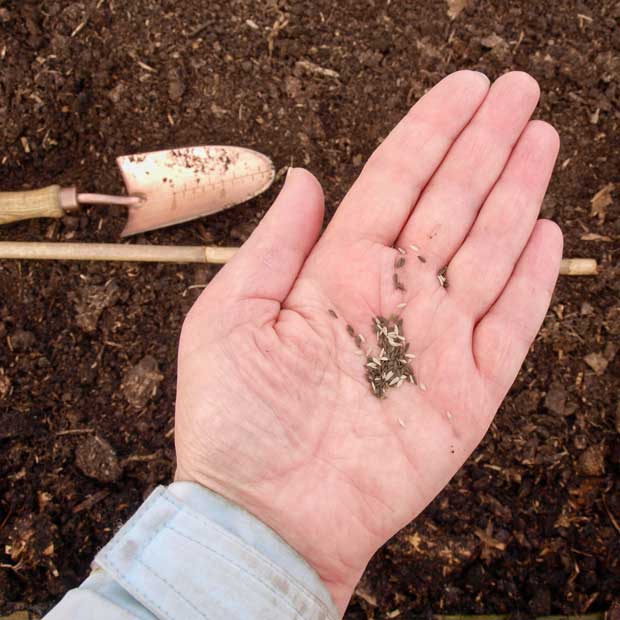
[0,146,275,237]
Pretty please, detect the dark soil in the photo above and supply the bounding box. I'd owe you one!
[1,0,619,617]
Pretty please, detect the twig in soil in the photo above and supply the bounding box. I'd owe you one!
[294,59,339,79]
[186,22,210,37]
[72,490,110,514]
[56,428,95,436]
[71,20,88,37]
[136,59,157,73]
[123,453,161,464]
[0,508,12,534]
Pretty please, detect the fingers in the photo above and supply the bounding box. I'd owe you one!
[473,219,563,397]
[208,168,325,303]
[324,70,490,246]
[448,120,560,319]
[396,71,541,268]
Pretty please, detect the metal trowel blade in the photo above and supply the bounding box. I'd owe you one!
[117,145,275,237]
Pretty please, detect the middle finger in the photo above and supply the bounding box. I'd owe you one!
[396,72,540,271]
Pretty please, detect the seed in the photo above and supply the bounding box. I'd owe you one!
[393,273,407,291]
[418,255,427,263]
[397,302,407,310]
[371,383,377,393]
[397,247,406,255]
[446,411,453,421]
[395,256,406,269]
[398,417,406,428]
[366,314,415,399]
[437,266,448,288]
[419,383,427,391]
[346,324,355,337]
[358,334,366,343]
[405,353,416,359]
[328,309,338,319]
[409,244,419,252]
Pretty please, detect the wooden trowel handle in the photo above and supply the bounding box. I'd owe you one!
[0,185,65,225]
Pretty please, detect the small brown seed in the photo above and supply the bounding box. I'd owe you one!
[418,256,427,263]
[437,266,448,288]
[328,309,338,319]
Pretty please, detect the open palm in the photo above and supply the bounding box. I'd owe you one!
[175,71,563,614]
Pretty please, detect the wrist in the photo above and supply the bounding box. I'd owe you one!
[174,469,359,615]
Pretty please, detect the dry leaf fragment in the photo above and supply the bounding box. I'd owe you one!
[121,356,164,409]
[590,182,614,224]
[584,352,608,375]
[446,0,475,19]
[577,444,605,477]
[480,33,505,49]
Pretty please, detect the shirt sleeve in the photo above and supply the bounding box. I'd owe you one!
[44,482,339,620]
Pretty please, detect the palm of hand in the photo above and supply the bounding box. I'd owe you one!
[175,71,563,613]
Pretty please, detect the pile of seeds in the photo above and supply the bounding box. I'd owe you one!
[365,315,416,399]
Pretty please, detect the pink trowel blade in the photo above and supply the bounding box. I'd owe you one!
[116,145,276,237]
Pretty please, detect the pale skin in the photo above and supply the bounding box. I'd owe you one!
[175,71,563,615]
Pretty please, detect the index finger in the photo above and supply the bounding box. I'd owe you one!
[324,70,490,246]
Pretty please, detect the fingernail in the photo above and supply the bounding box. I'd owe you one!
[473,71,490,84]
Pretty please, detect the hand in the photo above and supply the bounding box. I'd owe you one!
[174,71,562,614]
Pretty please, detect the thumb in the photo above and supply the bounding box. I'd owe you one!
[210,167,325,304]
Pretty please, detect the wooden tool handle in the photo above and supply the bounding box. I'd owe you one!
[0,243,598,276]
[0,242,238,264]
[0,186,65,225]
[559,258,598,276]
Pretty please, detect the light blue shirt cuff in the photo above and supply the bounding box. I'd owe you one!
[44,482,339,620]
